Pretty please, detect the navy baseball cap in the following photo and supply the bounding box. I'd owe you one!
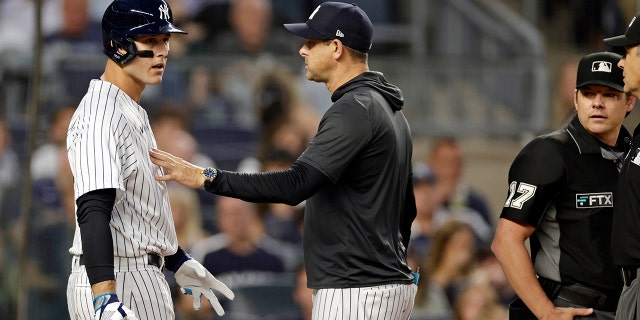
[576,52,624,92]
[283,2,373,53]
[604,12,640,47]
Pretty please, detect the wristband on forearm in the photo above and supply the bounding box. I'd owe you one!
[164,246,192,272]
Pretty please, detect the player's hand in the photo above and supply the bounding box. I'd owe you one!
[93,292,138,320]
[537,306,593,320]
[149,148,206,188]
[174,259,235,316]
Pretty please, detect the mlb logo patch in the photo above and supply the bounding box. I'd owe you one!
[591,61,612,73]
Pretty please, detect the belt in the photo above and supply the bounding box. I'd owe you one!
[621,266,640,286]
[79,253,163,269]
[539,277,618,312]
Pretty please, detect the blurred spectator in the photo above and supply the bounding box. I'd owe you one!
[44,0,104,105]
[258,149,304,246]
[450,282,508,320]
[253,64,320,144]
[279,264,313,320]
[2,145,74,319]
[427,137,493,246]
[412,220,477,320]
[44,0,102,55]
[31,105,75,181]
[0,119,20,213]
[151,107,216,169]
[87,0,111,23]
[408,162,440,268]
[190,2,304,128]
[165,183,210,320]
[25,146,75,320]
[190,1,231,52]
[164,0,205,57]
[0,0,61,56]
[151,106,219,232]
[188,196,300,316]
[191,0,295,55]
[168,184,208,252]
[54,146,76,227]
[570,0,625,50]
[236,65,320,173]
[470,249,516,307]
[541,0,625,51]
[208,0,294,56]
[550,55,580,129]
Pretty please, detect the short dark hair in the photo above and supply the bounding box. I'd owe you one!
[344,45,367,63]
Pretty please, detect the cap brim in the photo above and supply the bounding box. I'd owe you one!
[283,23,329,40]
[577,80,624,92]
[604,35,639,47]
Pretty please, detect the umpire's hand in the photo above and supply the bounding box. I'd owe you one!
[93,292,138,320]
[175,259,235,316]
[149,148,206,188]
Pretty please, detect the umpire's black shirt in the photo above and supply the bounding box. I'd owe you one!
[613,124,640,267]
[500,115,626,298]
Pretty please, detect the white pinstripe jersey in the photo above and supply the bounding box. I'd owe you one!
[67,79,177,258]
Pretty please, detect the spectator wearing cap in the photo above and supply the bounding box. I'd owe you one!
[148,2,418,319]
[408,162,440,267]
[603,12,640,320]
[492,52,633,319]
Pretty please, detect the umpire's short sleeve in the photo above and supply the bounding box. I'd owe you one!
[500,137,566,228]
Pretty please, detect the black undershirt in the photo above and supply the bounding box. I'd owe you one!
[76,188,116,285]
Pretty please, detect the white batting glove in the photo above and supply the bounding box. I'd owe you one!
[93,292,138,320]
[175,259,235,316]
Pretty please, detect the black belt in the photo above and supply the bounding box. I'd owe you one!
[539,277,618,312]
[621,266,640,286]
[79,253,163,268]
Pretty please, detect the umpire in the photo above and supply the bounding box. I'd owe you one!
[492,51,634,320]
[605,11,640,320]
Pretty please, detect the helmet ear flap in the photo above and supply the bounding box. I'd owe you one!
[103,33,138,64]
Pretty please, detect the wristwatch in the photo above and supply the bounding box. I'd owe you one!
[203,167,218,188]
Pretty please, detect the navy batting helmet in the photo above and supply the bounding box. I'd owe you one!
[102,0,187,64]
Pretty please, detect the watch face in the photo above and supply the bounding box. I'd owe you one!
[204,167,217,179]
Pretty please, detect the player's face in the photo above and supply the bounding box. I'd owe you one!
[575,84,634,145]
[619,45,640,97]
[299,39,334,84]
[124,34,172,86]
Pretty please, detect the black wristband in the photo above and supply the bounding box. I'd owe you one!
[164,246,192,273]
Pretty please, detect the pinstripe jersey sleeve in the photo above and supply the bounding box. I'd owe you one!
[67,80,177,257]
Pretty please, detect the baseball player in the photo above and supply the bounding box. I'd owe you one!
[148,2,417,319]
[65,1,233,319]
[491,52,634,320]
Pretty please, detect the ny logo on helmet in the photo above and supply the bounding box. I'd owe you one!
[159,4,170,21]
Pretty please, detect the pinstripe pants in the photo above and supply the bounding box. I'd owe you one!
[311,283,417,320]
[66,255,174,320]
